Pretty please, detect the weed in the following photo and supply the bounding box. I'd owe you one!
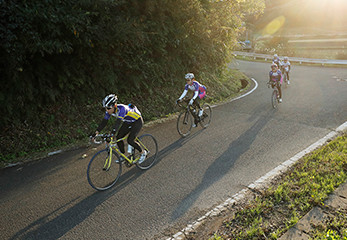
[198,134,347,240]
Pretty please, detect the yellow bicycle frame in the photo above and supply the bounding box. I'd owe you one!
[105,135,146,165]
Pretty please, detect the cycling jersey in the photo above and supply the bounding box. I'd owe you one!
[179,80,206,100]
[104,104,141,123]
[269,69,282,83]
[282,61,291,72]
[273,57,282,67]
[269,70,283,99]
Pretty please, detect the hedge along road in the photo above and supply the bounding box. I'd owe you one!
[0,60,346,240]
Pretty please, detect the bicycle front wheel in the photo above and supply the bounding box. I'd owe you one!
[177,110,193,137]
[87,149,122,191]
[199,103,212,128]
[135,134,158,170]
[272,90,278,109]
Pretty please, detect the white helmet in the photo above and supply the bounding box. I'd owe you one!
[102,94,118,108]
[284,56,288,61]
[185,73,195,80]
[271,63,278,68]
[274,54,278,57]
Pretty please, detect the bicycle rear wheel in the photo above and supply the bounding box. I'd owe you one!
[135,134,158,170]
[199,103,212,128]
[87,149,122,191]
[272,89,278,109]
[177,110,193,137]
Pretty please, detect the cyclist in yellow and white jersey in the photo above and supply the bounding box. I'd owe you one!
[92,94,147,162]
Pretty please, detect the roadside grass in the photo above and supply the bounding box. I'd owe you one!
[191,133,347,240]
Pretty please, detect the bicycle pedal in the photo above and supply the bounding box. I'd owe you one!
[125,162,133,168]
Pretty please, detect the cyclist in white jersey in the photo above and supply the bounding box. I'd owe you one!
[281,56,291,84]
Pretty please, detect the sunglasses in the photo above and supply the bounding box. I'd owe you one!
[106,107,113,110]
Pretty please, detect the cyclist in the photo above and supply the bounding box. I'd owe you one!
[92,94,147,162]
[281,56,291,84]
[272,54,282,69]
[176,73,206,127]
[268,63,283,103]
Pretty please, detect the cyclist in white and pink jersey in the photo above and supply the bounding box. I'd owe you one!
[273,54,282,69]
[268,63,283,103]
[281,56,291,84]
[176,73,206,127]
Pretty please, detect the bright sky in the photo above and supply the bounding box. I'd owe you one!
[296,0,347,27]
[261,0,347,36]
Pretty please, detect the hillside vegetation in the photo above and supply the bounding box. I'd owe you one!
[0,0,265,166]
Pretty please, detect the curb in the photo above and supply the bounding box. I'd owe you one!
[167,121,347,240]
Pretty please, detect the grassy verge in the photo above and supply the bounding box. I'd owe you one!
[0,68,249,169]
[188,133,347,240]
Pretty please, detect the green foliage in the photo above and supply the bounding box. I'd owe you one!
[0,0,265,162]
[214,134,347,239]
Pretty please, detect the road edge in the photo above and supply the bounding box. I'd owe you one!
[167,121,347,240]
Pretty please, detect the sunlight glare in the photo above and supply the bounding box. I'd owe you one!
[263,16,286,36]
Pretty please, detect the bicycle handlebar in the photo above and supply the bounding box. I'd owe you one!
[90,134,113,145]
[176,98,191,108]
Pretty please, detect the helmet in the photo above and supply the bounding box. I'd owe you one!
[284,56,288,61]
[185,73,195,80]
[271,63,278,68]
[102,94,118,108]
[274,54,278,57]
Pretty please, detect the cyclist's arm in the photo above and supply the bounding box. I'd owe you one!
[178,89,188,100]
[91,117,108,138]
[111,118,123,136]
[269,72,272,83]
[192,90,199,100]
[191,82,200,101]
[96,118,108,133]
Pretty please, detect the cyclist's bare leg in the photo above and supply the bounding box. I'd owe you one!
[277,83,282,98]
[193,99,201,124]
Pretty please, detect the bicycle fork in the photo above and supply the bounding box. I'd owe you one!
[103,148,112,171]
[183,111,190,125]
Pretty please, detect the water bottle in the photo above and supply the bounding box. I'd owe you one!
[127,144,133,154]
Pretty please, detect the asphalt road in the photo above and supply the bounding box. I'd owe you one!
[1,60,346,240]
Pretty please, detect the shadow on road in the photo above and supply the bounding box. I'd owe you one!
[171,109,274,221]
[9,129,205,240]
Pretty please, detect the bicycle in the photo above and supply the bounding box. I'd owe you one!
[267,81,281,109]
[87,133,158,191]
[176,98,212,137]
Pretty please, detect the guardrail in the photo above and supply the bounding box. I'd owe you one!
[233,51,347,66]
